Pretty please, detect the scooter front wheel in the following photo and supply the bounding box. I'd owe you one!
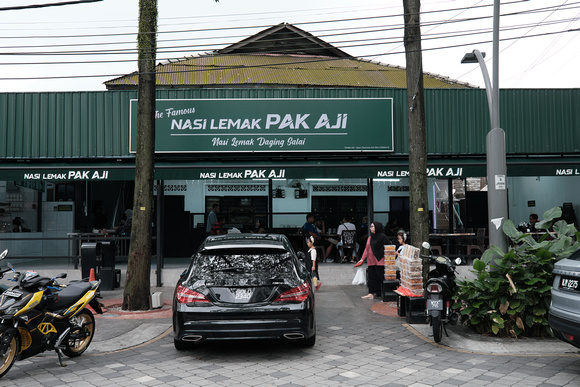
[0,333,19,378]
[432,313,443,343]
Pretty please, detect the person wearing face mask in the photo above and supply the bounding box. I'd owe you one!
[355,221,391,299]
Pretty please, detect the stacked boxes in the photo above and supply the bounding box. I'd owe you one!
[384,245,397,281]
[398,244,424,296]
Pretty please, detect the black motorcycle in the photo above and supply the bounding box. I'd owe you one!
[422,242,462,343]
[0,249,104,378]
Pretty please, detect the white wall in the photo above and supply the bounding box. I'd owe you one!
[508,176,580,225]
[42,202,75,256]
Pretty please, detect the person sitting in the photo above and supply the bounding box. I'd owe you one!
[114,209,133,236]
[303,213,321,241]
[529,213,539,232]
[211,217,227,235]
[255,219,267,233]
[326,214,357,261]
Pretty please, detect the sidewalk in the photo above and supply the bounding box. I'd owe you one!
[88,286,173,354]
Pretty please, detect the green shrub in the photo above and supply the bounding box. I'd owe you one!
[453,207,580,338]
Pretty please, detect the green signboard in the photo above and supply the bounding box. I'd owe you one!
[129,98,394,153]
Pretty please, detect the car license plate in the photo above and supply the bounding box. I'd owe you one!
[560,276,580,292]
[235,288,253,301]
[426,299,443,311]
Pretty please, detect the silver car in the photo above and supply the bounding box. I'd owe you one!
[549,248,580,349]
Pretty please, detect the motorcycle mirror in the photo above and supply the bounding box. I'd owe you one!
[454,258,463,265]
[422,242,431,250]
[57,273,67,279]
[0,249,7,261]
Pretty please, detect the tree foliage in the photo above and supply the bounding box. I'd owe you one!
[454,207,580,337]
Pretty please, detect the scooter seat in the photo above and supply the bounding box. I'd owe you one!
[48,282,93,310]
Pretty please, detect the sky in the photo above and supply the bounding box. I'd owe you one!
[0,0,578,92]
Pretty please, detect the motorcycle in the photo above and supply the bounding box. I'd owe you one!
[421,242,462,343]
[0,249,104,378]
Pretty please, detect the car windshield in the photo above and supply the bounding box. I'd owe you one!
[192,247,295,275]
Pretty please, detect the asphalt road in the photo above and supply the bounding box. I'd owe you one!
[2,284,580,386]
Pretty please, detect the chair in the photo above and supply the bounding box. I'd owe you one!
[340,230,357,263]
[466,228,487,256]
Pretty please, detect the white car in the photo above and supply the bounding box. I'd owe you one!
[549,248,580,349]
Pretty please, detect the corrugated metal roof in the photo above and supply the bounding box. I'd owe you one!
[105,54,470,89]
[1,88,578,160]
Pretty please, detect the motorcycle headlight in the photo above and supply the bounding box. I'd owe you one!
[5,306,19,315]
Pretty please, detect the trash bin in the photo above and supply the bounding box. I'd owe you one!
[100,267,115,291]
[81,242,101,280]
[101,240,116,269]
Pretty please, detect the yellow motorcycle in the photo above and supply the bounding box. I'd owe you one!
[0,249,104,378]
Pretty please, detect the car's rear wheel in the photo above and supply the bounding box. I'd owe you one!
[298,333,316,348]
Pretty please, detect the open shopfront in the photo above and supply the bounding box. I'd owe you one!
[1,88,579,275]
[2,158,580,263]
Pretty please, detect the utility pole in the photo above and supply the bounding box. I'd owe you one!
[123,0,157,311]
[403,0,430,279]
[487,0,509,255]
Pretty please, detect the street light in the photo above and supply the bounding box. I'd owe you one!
[461,51,493,121]
[461,0,508,256]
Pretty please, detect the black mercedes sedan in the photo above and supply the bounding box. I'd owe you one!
[172,233,316,349]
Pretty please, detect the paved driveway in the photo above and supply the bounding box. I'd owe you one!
[4,284,580,386]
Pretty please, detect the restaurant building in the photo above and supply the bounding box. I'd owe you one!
[0,23,579,266]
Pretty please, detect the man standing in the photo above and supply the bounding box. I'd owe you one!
[206,203,219,234]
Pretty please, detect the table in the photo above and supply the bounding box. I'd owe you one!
[428,233,476,258]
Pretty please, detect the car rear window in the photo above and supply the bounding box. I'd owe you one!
[192,248,295,275]
[567,248,580,261]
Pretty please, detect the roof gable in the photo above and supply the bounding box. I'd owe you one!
[104,23,470,90]
[217,23,350,58]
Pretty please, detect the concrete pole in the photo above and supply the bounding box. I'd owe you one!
[487,0,509,254]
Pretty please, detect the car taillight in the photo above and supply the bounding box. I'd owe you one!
[274,282,311,302]
[175,284,210,304]
[428,283,442,293]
